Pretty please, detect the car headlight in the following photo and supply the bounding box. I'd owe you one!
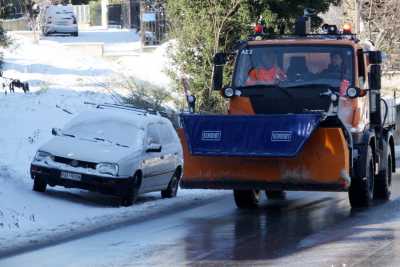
[34,151,52,162]
[96,163,119,176]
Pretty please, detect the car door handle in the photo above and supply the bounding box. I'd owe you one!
[160,155,165,159]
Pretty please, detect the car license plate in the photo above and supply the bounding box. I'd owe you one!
[60,171,82,181]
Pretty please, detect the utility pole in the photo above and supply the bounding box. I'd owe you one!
[101,0,108,29]
[356,0,361,34]
[140,0,144,51]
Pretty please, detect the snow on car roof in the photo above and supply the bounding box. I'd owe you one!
[64,106,165,130]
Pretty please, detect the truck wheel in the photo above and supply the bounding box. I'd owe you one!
[233,190,260,209]
[33,177,47,192]
[374,149,392,200]
[265,190,286,200]
[120,173,141,207]
[161,169,180,198]
[349,146,374,208]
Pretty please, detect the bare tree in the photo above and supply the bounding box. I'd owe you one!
[361,0,400,53]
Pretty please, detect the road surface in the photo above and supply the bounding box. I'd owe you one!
[2,176,400,266]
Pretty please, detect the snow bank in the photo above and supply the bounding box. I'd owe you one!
[0,30,217,253]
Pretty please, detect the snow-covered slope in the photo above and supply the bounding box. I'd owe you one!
[0,32,215,253]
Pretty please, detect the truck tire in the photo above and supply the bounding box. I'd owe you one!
[374,149,392,200]
[33,177,47,192]
[120,173,141,207]
[349,146,374,208]
[233,190,260,209]
[161,169,180,198]
[265,190,286,200]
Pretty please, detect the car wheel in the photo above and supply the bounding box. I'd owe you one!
[233,190,261,209]
[120,173,141,207]
[33,177,47,192]
[265,190,286,200]
[161,169,181,198]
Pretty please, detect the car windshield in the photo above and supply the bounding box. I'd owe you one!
[233,45,354,89]
[62,119,145,149]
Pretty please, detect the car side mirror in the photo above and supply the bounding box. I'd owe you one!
[212,52,226,91]
[146,143,162,153]
[51,128,61,136]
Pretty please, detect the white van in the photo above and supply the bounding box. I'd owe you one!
[30,104,184,206]
[40,4,78,36]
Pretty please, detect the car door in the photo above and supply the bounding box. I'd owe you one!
[141,123,163,191]
[156,122,177,187]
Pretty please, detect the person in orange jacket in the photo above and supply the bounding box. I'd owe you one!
[246,52,286,85]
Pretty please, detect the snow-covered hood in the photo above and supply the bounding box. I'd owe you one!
[39,136,140,163]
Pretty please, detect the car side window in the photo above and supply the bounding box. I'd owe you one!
[159,123,174,145]
[147,124,160,145]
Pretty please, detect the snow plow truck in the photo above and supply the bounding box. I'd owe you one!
[178,18,397,209]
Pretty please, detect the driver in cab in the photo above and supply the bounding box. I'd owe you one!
[246,52,286,85]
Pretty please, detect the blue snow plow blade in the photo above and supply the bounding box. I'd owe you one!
[181,113,322,158]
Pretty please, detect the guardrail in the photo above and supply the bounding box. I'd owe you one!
[0,17,29,31]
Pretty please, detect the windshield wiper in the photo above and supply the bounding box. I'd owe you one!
[93,137,113,144]
[282,83,335,89]
[62,133,75,138]
[93,137,128,147]
[115,143,130,148]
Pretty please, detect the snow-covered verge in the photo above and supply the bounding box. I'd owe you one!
[0,32,217,254]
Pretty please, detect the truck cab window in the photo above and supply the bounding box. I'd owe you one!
[357,49,366,87]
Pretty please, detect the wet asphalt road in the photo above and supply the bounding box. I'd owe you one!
[2,176,400,266]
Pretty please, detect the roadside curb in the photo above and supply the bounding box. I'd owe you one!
[0,192,227,260]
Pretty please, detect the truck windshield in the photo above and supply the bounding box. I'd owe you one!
[233,45,354,89]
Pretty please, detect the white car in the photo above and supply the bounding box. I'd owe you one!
[30,104,183,206]
[39,4,78,36]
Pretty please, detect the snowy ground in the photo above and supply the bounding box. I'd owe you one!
[1,28,399,256]
[0,29,213,254]
[41,28,172,87]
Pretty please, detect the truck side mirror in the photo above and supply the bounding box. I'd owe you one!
[212,52,226,91]
[368,51,382,64]
[369,64,381,91]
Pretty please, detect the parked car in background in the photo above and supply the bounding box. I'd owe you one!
[30,104,183,206]
[39,4,78,36]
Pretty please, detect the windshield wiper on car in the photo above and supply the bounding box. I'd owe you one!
[93,137,113,143]
[62,133,76,138]
[115,143,130,148]
[93,137,129,148]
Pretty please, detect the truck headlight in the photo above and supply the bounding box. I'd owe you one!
[34,151,52,162]
[223,87,234,98]
[96,163,119,176]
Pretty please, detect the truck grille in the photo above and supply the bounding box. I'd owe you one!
[53,156,97,169]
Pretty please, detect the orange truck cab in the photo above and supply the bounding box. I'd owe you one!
[178,20,397,209]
